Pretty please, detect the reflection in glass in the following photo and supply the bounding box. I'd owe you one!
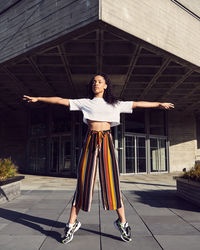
[160,139,167,171]
[125,136,135,173]
[29,140,37,172]
[150,138,158,172]
[37,138,47,172]
[150,138,167,172]
[49,136,71,173]
[61,136,71,171]
[50,137,59,172]
[29,138,46,173]
[137,137,146,173]
[125,135,147,173]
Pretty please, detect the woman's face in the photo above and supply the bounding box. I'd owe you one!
[92,75,107,96]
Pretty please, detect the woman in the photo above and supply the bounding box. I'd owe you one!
[23,74,174,244]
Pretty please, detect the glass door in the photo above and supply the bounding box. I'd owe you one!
[50,136,59,173]
[159,138,168,171]
[125,134,147,173]
[50,135,72,174]
[125,136,135,173]
[137,137,146,173]
[28,138,47,173]
[150,137,168,172]
[60,136,71,173]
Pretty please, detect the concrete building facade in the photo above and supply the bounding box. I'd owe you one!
[0,0,200,176]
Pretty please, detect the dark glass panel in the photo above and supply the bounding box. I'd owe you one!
[30,108,47,136]
[150,110,166,135]
[125,111,145,133]
[52,106,71,133]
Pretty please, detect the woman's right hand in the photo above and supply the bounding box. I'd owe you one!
[23,95,38,103]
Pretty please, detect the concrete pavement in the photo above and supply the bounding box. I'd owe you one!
[0,173,200,250]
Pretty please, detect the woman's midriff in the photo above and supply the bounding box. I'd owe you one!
[87,120,111,131]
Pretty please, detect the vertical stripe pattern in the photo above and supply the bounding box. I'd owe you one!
[72,129,123,212]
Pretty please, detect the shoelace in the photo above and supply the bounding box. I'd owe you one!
[65,229,73,239]
[119,221,129,236]
[65,225,75,236]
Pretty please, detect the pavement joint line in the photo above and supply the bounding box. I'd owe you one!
[38,194,73,249]
[122,191,164,250]
[98,179,103,250]
[162,205,200,233]
[140,180,200,233]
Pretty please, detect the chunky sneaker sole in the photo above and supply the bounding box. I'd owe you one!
[62,220,81,244]
[114,219,132,242]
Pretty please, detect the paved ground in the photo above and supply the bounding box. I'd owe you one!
[1,173,200,250]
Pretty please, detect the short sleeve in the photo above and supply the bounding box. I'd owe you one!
[118,101,133,113]
[69,98,86,111]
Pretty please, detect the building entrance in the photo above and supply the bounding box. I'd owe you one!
[50,135,71,174]
[124,134,168,174]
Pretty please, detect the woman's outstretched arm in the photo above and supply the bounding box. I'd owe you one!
[23,95,70,106]
[132,101,174,110]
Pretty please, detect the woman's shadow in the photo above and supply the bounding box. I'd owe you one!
[0,207,121,242]
[0,207,64,241]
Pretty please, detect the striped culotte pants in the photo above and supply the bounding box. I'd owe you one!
[72,129,123,212]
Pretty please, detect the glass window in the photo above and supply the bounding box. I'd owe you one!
[196,117,200,149]
[159,139,167,171]
[137,137,146,173]
[61,136,71,172]
[51,106,71,133]
[81,123,88,142]
[125,135,146,173]
[117,124,123,173]
[125,111,145,133]
[50,137,59,172]
[125,136,135,173]
[150,110,166,135]
[150,138,158,172]
[49,135,72,174]
[37,138,47,172]
[29,139,37,172]
[150,138,167,172]
[28,138,47,173]
[30,108,47,136]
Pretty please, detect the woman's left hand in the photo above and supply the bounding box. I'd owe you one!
[159,103,174,110]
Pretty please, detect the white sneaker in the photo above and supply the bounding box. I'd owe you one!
[114,218,132,242]
[61,220,81,244]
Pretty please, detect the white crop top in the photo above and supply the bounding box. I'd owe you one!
[69,97,133,127]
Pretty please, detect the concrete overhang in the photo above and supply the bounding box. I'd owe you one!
[101,0,200,68]
[0,0,200,117]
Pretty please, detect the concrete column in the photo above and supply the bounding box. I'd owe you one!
[168,111,196,172]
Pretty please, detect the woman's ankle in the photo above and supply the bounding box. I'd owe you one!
[118,217,126,224]
[67,222,76,228]
[69,218,77,224]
